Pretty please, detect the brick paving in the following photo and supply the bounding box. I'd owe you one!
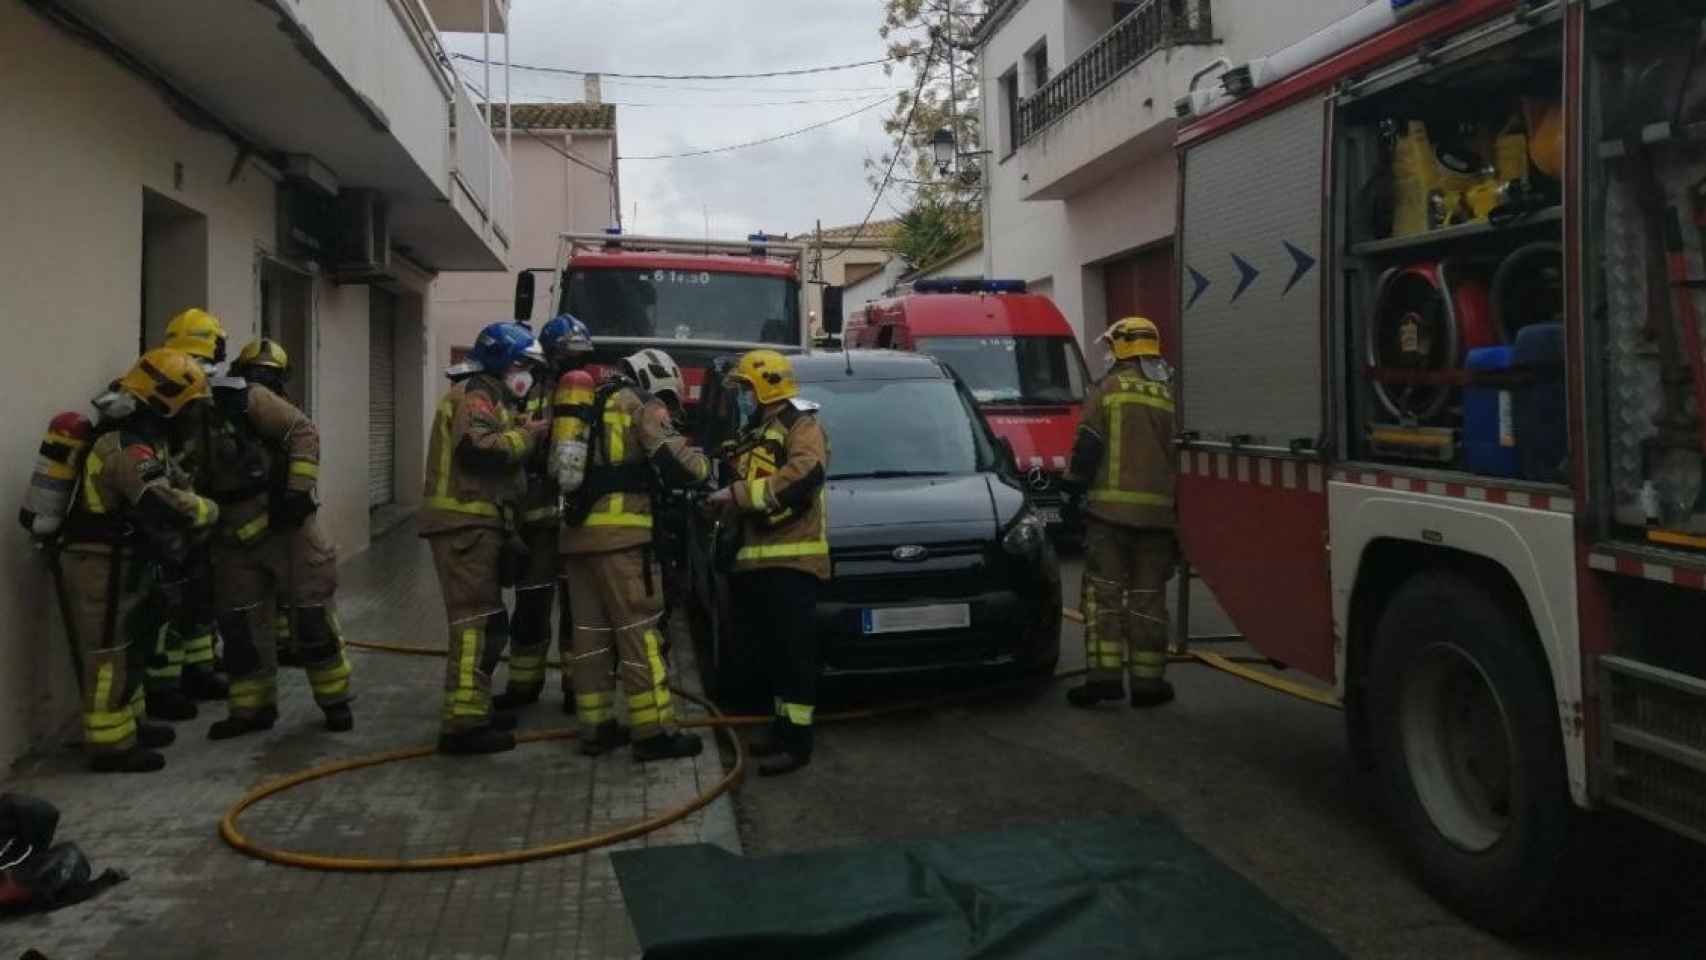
[0,517,737,959]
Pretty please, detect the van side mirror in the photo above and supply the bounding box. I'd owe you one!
[513,271,536,322]
[822,286,844,335]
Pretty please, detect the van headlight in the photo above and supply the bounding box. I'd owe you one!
[1002,508,1046,555]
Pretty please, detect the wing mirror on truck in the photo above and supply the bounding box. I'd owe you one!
[513,271,536,322]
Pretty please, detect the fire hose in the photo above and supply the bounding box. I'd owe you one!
[218,613,1337,873]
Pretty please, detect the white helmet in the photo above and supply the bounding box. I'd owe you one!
[622,348,686,406]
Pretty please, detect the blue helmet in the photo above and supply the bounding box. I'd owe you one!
[468,321,544,373]
[540,314,594,359]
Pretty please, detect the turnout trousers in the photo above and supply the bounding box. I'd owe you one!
[427,527,505,733]
[149,548,218,690]
[504,522,564,696]
[731,569,820,759]
[560,547,674,741]
[60,548,149,757]
[1081,519,1176,690]
[214,519,352,719]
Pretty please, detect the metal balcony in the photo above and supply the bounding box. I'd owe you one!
[1016,0,1213,147]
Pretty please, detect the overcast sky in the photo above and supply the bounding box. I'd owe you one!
[445,0,919,240]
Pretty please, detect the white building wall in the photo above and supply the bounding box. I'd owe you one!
[0,3,436,767]
[980,0,1369,345]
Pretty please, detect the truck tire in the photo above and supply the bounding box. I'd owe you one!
[1368,569,1570,934]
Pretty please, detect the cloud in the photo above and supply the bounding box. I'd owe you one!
[448,0,916,239]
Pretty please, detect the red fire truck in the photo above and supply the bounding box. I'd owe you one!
[1174,0,1706,932]
[524,230,809,406]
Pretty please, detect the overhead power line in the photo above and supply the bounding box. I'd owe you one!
[820,41,939,262]
[618,95,894,161]
[452,51,899,81]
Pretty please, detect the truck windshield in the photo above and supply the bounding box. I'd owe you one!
[562,267,799,346]
[916,336,1087,405]
[800,378,994,479]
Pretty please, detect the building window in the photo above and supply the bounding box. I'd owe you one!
[1000,68,1020,156]
[1027,41,1049,92]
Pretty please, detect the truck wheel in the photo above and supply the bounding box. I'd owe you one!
[1368,570,1570,934]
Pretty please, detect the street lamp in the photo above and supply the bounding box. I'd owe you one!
[931,128,956,175]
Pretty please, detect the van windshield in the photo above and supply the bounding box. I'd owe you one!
[799,378,994,479]
[916,336,1088,405]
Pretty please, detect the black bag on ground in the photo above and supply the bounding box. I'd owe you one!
[0,793,128,916]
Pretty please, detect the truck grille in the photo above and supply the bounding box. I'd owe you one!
[1601,656,1706,843]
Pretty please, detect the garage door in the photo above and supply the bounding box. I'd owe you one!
[368,290,397,508]
[1102,244,1176,364]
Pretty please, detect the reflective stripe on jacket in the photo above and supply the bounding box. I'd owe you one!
[730,401,830,580]
[65,429,219,550]
[419,375,532,536]
[1069,361,1176,530]
[559,384,710,556]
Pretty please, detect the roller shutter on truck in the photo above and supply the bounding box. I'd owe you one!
[1180,96,1325,447]
[1177,95,1335,683]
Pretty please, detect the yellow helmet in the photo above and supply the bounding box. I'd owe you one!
[234,338,289,376]
[728,349,798,406]
[117,348,212,418]
[1101,316,1162,360]
[163,308,228,363]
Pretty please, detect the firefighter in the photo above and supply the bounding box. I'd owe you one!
[146,308,237,718]
[184,320,354,740]
[1061,316,1179,709]
[229,338,301,669]
[494,315,594,712]
[553,346,711,761]
[59,349,221,772]
[423,322,548,755]
[705,349,830,777]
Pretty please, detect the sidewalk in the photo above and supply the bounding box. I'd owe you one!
[0,518,737,959]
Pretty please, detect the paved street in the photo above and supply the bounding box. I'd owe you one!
[732,553,1706,960]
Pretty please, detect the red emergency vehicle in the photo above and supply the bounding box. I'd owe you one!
[535,230,808,407]
[843,278,1089,525]
[1174,0,1706,932]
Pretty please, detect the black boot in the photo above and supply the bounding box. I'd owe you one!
[437,727,516,755]
[746,719,788,758]
[276,646,304,668]
[323,703,354,732]
[1066,681,1125,709]
[632,731,703,762]
[146,687,198,722]
[757,722,812,777]
[579,721,632,757]
[137,721,176,749]
[1129,679,1176,709]
[89,747,165,774]
[181,666,229,702]
[208,706,279,741]
[493,684,542,711]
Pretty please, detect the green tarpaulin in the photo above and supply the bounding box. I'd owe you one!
[613,816,1343,959]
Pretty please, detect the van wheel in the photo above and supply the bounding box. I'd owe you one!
[1368,570,1570,934]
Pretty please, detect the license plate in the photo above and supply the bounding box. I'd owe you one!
[861,604,971,635]
[1036,507,1061,525]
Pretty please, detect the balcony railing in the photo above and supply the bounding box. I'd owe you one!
[450,77,514,248]
[1016,0,1213,147]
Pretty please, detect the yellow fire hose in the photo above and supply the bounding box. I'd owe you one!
[218,615,1337,873]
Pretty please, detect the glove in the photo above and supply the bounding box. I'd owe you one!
[274,489,318,529]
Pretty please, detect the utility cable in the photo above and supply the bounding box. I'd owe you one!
[819,38,938,262]
[618,95,894,161]
[452,51,900,81]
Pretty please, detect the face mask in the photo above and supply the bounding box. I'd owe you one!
[735,388,758,426]
[505,369,535,399]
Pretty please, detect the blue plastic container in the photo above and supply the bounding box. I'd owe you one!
[1513,323,1568,483]
[1464,345,1521,478]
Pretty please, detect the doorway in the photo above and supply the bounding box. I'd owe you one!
[259,259,314,413]
[1101,241,1177,364]
[140,189,208,352]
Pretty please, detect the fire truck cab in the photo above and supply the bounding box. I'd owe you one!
[1175,0,1706,933]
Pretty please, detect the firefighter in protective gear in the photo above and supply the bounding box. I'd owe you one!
[554,347,711,761]
[193,340,354,740]
[1062,317,1178,709]
[230,338,300,667]
[493,316,594,712]
[424,322,548,755]
[706,349,830,777]
[152,309,236,712]
[60,350,221,772]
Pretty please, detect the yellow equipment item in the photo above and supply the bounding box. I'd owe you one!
[1522,97,1563,180]
[1102,317,1163,360]
[234,338,289,375]
[164,308,228,363]
[118,348,212,418]
[19,411,94,538]
[728,349,798,405]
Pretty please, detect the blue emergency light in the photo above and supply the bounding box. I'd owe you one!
[748,232,769,256]
[913,276,1029,295]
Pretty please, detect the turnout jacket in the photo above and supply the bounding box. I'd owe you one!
[1064,359,1176,530]
[420,374,536,536]
[727,398,830,581]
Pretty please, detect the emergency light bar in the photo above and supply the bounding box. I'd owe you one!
[913,277,1028,295]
